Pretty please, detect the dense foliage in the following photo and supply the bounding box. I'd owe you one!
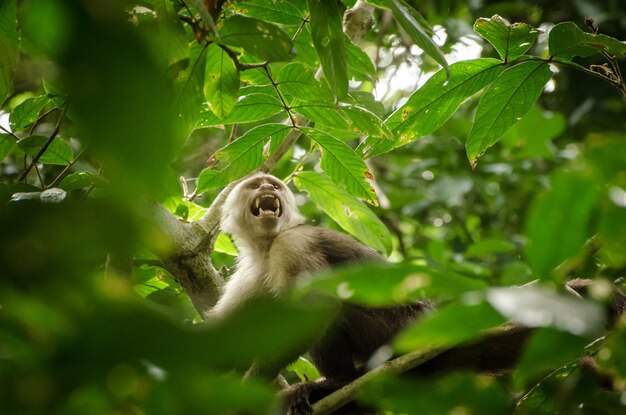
[1,0,626,414]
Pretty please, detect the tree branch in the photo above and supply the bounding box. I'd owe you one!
[311,345,449,415]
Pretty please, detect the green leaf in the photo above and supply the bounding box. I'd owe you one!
[233,0,307,25]
[466,60,551,167]
[198,93,284,127]
[196,123,292,192]
[300,263,487,306]
[386,58,503,148]
[9,95,50,132]
[153,0,189,66]
[513,328,591,388]
[17,135,74,165]
[465,238,516,258]
[215,233,238,256]
[293,101,391,138]
[394,299,506,352]
[292,101,349,128]
[383,0,448,73]
[345,37,376,82]
[286,356,321,382]
[339,103,393,139]
[219,15,294,62]
[204,43,240,119]
[43,78,68,109]
[549,21,626,60]
[474,15,539,62]
[299,127,377,204]
[499,105,565,159]
[175,42,207,134]
[0,134,16,160]
[276,62,334,103]
[524,171,598,279]
[307,0,348,99]
[294,171,390,254]
[0,0,19,105]
[58,171,107,191]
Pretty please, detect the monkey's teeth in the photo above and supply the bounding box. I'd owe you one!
[276,207,281,216]
[276,198,280,208]
[255,198,260,208]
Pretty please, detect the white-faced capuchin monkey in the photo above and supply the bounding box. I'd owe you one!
[210,173,626,415]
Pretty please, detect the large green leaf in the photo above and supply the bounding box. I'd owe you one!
[174,43,208,134]
[339,103,393,139]
[345,37,377,82]
[386,58,503,146]
[394,300,506,352]
[0,134,16,160]
[153,0,189,66]
[293,100,391,138]
[219,15,294,62]
[524,172,598,279]
[0,0,19,105]
[294,171,390,254]
[204,43,240,119]
[513,328,593,389]
[300,263,487,306]
[549,21,626,61]
[198,93,284,127]
[196,123,292,192]
[299,127,377,204]
[276,62,334,103]
[383,0,448,73]
[17,135,73,165]
[9,95,50,132]
[233,0,307,25]
[466,60,551,167]
[474,15,539,62]
[307,0,348,99]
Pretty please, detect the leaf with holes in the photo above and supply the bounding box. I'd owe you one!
[466,60,551,167]
[474,15,539,62]
[549,21,626,61]
[299,127,377,205]
[294,171,390,254]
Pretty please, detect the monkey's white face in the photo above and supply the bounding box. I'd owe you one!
[221,174,304,243]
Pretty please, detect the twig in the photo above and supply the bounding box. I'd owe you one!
[46,147,87,189]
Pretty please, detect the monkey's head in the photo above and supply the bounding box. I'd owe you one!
[221,173,304,243]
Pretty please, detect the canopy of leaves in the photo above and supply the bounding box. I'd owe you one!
[1,0,626,414]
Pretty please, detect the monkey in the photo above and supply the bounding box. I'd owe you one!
[210,172,626,415]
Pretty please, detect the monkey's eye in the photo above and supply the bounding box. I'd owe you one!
[273,184,280,190]
[249,183,260,189]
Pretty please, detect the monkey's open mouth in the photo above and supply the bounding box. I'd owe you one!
[251,195,281,218]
